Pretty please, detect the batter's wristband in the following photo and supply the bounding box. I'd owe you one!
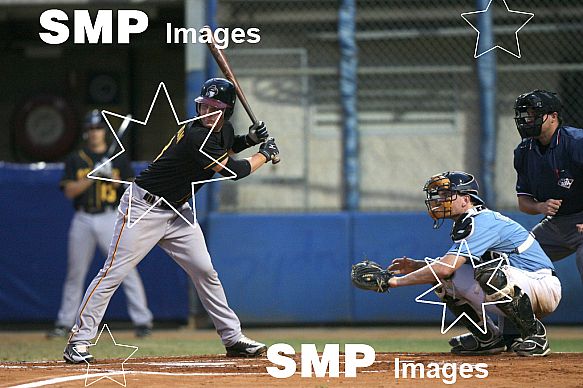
[231,135,253,153]
[221,157,251,180]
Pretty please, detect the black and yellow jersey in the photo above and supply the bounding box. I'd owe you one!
[61,148,134,213]
[135,120,235,203]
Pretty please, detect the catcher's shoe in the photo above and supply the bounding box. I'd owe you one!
[509,338,524,352]
[449,333,506,355]
[515,322,550,357]
[63,342,94,364]
[501,334,523,352]
[225,335,267,358]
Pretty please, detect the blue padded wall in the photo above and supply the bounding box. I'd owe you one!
[0,163,189,322]
[206,213,352,323]
[2,163,582,324]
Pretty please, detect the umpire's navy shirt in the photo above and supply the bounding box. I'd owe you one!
[514,126,583,216]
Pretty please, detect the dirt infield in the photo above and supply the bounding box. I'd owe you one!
[3,352,583,387]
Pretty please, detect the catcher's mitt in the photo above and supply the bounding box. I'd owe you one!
[351,260,394,293]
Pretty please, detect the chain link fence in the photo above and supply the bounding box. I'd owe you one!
[216,0,583,212]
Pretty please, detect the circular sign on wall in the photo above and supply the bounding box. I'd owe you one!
[87,73,120,104]
[12,96,78,161]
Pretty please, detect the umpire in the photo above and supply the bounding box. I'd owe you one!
[513,89,583,284]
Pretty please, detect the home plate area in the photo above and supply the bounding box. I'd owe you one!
[3,353,583,387]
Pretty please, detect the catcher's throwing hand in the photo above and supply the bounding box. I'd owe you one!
[387,257,425,275]
[351,260,394,293]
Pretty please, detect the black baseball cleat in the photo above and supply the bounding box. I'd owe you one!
[225,335,267,358]
[135,325,152,338]
[508,338,524,352]
[502,334,522,352]
[515,322,550,357]
[46,326,70,339]
[63,342,94,364]
[449,333,506,355]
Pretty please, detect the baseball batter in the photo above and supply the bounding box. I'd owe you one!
[48,110,153,340]
[513,90,583,284]
[64,78,280,363]
[352,171,561,356]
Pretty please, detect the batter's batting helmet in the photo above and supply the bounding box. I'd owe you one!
[423,171,484,229]
[84,109,106,130]
[514,89,561,138]
[195,78,236,120]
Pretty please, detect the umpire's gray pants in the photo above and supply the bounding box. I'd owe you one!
[69,184,242,346]
[532,211,583,284]
[56,209,153,328]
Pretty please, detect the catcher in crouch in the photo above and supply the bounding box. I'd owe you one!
[351,171,561,356]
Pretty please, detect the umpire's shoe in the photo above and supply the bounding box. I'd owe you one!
[515,321,550,357]
[225,335,267,358]
[63,342,94,364]
[449,333,506,355]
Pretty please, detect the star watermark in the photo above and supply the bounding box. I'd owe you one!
[81,324,138,387]
[414,239,513,335]
[85,82,237,228]
[461,0,534,58]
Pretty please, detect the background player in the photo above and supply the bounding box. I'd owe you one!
[351,171,561,356]
[47,110,153,339]
[513,90,583,284]
[63,78,280,363]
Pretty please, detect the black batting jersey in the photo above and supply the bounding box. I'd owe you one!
[135,120,235,203]
[61,148,134,212]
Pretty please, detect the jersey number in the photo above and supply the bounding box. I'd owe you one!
[99,183,117,203]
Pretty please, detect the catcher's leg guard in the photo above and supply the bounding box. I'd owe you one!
[436,287,505,355]
[475,266,550,357]
[497,288,550,356]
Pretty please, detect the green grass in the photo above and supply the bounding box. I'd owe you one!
[2,327,583,362]
[0,337,227,362]
[264,339,451,353]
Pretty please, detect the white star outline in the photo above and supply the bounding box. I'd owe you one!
[86,82,237,229]
[414,239,513,335]
[460,0,534,58]
[72,324,138,387]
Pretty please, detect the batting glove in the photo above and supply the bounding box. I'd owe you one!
[247,121,269,145]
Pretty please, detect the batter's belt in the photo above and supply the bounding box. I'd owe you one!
[134,184,188,210]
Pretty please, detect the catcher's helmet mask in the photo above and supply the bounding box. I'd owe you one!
[514,89,561,138]
[424,171,484,229]
[195,78,236,120]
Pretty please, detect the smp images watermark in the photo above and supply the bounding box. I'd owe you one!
[38,9,261,47]
[394,357,488,385]
[266,343,489,383]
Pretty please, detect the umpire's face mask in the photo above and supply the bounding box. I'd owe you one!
[514,107,545,138]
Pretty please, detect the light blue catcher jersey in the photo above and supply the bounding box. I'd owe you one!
[447,208,554,272]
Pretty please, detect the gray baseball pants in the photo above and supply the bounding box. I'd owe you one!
[69,183,242,346]
[56,209,152,328]
[532,210,583,284]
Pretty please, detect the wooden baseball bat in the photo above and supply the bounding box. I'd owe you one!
[204,26,280,164]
